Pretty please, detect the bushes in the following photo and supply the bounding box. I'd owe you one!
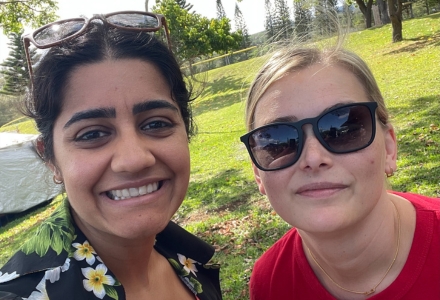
[0,94,23,127]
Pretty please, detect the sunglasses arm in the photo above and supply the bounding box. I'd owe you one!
[161,17,173,50]
[23,37,35,86]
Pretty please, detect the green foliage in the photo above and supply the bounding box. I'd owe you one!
[313,0,338,36]
[175,0,193,11]
[21,198,75,257]
[272,0,293,40]
[264,0,293,41]
[0,95,22,126]
[1,30,29,96]
[0,196,63,266]
[293,0,313,39]
[153,0,241,64]
[264,0,276,40]
[0,0,58,35]
[216,0,227,20]
[234,3,251,49]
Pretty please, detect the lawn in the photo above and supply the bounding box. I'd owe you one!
[1,14,440,299]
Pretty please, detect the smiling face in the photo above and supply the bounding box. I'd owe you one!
[251,64,397,234]
[49,59,190,243]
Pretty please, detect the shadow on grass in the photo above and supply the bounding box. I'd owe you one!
[389,95,440,196]
[177,169,257,221]
[383,32,440,55]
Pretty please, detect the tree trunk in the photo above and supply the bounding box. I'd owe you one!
[145,0,149,11]
[377,0,391,24]
[425,0,430,15]
[388,0,403,42]
[355,0,374,28]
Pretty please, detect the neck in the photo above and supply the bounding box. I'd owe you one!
[72,213,159,286]
[300,198,402,298]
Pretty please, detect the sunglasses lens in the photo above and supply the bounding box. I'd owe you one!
[107,13,159,29]
[248,124,300,170]
[318,105,373,152]
[33,20,86,46]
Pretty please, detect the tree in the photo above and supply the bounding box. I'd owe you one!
[377,0,390,24]
[175,0,193,11]
[314,0,338,36]
[293,0,312,39]
[216,0,226,20]
[264,0,276,40]
[234,3,251,49]
[153,0,241,70]
[353,0,374,28]
[0,30,29,95]
[387,0,403,42]
[273,0,293,40]
[0,0,58,35]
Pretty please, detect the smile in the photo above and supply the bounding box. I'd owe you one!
[106,182,161,201]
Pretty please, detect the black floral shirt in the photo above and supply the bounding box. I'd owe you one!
[0,200,222,300]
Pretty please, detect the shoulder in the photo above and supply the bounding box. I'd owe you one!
[251,227,298,283]
[0,199,124,300]
[392,191,440,212]
[155,221,222,300]
[0,199,74,297]
[250,228,300,299]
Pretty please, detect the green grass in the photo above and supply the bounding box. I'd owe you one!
[1,14,440,299]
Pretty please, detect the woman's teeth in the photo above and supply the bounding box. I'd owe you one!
[107,182,159,200]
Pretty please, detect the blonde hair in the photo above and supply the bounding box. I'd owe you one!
[245,44,389,131]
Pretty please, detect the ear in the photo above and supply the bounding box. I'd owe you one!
[47,160,63,183]
[35,136,45,159]
[384,124,398,174]
[252,163,267,195]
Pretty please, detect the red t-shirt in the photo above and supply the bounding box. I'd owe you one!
[249,192,440,299]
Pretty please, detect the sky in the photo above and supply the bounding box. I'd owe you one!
[0,0,294,62]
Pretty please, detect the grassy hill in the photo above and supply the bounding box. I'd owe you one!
[1,14,439,299]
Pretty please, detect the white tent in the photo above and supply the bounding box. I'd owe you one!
[0,132,62,214]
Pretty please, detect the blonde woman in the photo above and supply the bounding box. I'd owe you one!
[240,45,440,299]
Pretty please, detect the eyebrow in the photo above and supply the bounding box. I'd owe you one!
[64,107,116,129]
[63,100,179,129]
[132,100,178,115]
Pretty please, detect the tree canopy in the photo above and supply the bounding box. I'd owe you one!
[0,30,29,95]
[153,0,241,65]
[0,0,58,35]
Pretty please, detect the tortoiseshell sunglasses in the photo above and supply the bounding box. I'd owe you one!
[23,11,172,81]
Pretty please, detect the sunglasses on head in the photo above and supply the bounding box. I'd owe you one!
[23,11,172,82]
[240,102,378,171]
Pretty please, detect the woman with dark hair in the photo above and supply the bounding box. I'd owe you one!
[0,12,222,300]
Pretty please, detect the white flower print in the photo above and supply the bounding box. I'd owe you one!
[0,271,19,283]
[44,258,71,283]
[177,253,199,277]
[82,264,116,299]
[73,240,96,265]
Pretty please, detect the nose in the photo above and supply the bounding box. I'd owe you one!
[297,125,333,171]
[111,128,156,174]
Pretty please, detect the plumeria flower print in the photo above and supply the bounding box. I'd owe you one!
[73,240,97,265]
[82,264,116,299]
[44,258,71,283]
[0,271,19,283]
[177,253,199,277]
[24,277,49,300]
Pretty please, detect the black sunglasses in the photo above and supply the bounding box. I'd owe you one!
[23,11,172,82]
[240,102,378,171]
